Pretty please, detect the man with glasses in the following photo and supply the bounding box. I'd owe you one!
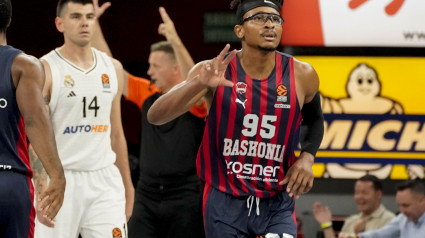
[148,0,324,237]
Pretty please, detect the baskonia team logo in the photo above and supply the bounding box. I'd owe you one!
[64,75,75,88]
[235,82,247,94]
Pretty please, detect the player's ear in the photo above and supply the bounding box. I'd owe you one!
[234,24,244,40]
[55,17,64,33]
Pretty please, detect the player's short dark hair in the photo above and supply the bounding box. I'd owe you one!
[150,41,176,62]
[230,0,283,25]
[358,175,383,191]
[397,179,425,196]
[230,0,284,9]
[0,0,12,33]
[57,0,93,17]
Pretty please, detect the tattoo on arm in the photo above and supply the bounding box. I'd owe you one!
[29,146,48,197]
[43,95,50,105]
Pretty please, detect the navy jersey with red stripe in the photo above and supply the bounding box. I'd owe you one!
[0,45,32,177]
[197,51,301,198]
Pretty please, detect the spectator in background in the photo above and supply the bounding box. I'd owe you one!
[313,175,395,238]
[92,1,206,237]
[350,179,425,238]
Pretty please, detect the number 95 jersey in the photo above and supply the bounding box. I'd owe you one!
[197,52,302,198]
[41,48,118,171]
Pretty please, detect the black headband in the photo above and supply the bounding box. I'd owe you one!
[236,0,281,24]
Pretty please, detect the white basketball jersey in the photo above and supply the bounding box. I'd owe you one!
[42,48,118,171]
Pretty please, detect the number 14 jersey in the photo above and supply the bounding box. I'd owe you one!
[197,52,302,198]
[42,48,118,171]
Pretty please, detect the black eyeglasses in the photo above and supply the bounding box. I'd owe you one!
[240,13,284,26]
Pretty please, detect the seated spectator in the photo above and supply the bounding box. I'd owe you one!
[348,179,425,238]
[313,175,395,238]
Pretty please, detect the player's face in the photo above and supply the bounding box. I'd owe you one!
[56,2,96,47]
[237,6,283,51]
[396,189,425,222]
[354,181,381,215]
[147,51,176,92]
[347,65,381,99]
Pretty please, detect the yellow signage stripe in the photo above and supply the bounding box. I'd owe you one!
[295,151,425,159]
[317,151,425,159]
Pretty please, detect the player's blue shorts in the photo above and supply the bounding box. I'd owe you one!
[0,171,34,238]
[203,183,296,238]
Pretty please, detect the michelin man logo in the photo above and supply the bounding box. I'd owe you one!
[320,63,423,179]
[0,98,7,109]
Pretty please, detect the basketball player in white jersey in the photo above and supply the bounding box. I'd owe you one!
[31,0,134,237]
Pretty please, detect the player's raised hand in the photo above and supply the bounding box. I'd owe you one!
[93,0,111,18]
[199,44,236,89]
[158,7,179,43]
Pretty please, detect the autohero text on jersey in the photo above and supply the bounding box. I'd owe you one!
[63,124,109,134]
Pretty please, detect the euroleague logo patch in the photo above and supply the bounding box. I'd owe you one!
[112,227,122,238]
[102,73,110,88]
[275,84,290,109]
[276,84,287,96]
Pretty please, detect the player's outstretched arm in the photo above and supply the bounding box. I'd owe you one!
[92,0,112,57]
[158,6,194,80]
[147,44,236,125]
[91,0,133,97]
[13,54,66,226]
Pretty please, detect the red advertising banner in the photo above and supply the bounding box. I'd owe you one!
[281,0,425,47]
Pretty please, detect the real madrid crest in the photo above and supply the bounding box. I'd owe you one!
[64,75,75,88]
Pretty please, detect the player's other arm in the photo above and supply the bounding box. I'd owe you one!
[158,7,194,80]
[110,58,135,222]
[279,60,324,198]
[148,44,236,125]
[13,54,65,226]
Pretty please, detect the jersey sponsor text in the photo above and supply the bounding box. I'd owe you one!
[63,124,109,134]
[223,138,285,162]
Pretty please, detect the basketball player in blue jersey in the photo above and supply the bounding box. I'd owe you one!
[0,0,66,237]
[30,0,134,237]
[148,0,324,237]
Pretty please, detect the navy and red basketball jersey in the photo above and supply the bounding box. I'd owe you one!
[0,45,32,177]
[197,51,301,198]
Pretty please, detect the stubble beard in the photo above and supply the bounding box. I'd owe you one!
[257,45,277,53]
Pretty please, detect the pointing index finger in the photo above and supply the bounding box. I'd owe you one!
[159,6,171,23]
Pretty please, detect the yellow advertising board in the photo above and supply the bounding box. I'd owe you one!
[295,56,425,179]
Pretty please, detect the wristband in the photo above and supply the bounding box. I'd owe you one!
[320,221,332,229]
